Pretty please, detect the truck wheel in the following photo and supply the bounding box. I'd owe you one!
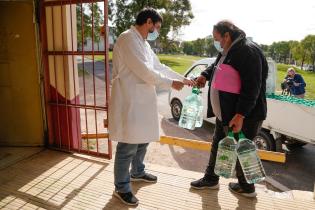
[253,130,276,151]
[171,99,182,121]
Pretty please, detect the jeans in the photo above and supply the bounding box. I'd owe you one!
[204,118,263,191]
[114,142,149,193]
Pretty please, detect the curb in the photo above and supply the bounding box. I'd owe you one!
[265,176,291,192]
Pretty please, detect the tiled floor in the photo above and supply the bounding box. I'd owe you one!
[0,149,314,210]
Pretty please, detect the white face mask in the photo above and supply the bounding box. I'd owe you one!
[147,29,159,41]
[214,40,223,52]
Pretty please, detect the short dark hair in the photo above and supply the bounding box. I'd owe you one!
[135,8,163,26]
[213,20,246,41]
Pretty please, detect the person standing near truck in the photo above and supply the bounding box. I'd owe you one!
[192,20,268,198]
[108,8,194,206]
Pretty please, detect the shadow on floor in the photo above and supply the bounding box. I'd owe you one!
[0,149,109,209]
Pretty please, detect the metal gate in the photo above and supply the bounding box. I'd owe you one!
[40,0,111,158]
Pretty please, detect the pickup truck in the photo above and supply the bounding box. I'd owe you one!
[169,58,315,152]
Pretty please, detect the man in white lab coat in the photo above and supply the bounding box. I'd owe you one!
[108,8,194,206]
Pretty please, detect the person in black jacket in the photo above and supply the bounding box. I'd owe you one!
[190,20,268,198]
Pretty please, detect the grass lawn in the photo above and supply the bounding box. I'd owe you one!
[85,51,112,61]
[158,54,206,75]
[276,64,315,99]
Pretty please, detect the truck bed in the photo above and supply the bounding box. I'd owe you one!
[263,98,315,144]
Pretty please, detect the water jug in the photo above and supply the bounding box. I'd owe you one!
[194,89,203,128]
[179,87,203,130]
[214,129,237,178]
[236,132,266,184]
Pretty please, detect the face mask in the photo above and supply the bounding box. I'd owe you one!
[147,29,159,41]
[214,40,223,52]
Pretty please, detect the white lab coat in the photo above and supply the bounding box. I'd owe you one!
[108,26,184,144]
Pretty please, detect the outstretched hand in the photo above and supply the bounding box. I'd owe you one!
[195,75,207,88]
[183,78,197,87]
[172,80,184,91]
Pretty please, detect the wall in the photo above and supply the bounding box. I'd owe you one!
[0,1,44,146]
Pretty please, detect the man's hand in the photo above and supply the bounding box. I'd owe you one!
[229,113,244,133]
[172,80,184,91]
[195,75,207,88]
[183,78,197,87]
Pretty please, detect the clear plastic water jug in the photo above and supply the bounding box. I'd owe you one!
[236,132,266,184]
[179,87,203,130]
[214,129,237,178]
[194,90,203,128]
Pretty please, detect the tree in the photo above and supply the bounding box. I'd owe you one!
[269,41,290,63]
[287,40,299,64]
[76,4,91,50]
[260,44,269,57]
[108,0,115,21]
[162,40,181,54]
[290,41,302,66]
[205,36,217,57]
[181,37,217,57]
[182,41,193,55]
[193,38,206,56]
[302,35,315,71]
[88,3,104,51]
[76,3,103,50]
[111,0,194,51]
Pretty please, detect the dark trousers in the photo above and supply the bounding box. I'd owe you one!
[204,118,263,191]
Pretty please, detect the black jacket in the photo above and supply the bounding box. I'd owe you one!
[201,37,268,125]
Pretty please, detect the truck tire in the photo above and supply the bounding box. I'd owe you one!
[171,99,182,121]
[253,130,276,151]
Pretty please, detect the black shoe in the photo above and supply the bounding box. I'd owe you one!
[190,177,219,190]
[228,182,257,198]
[130,173,157,183]
[113,191,139,206]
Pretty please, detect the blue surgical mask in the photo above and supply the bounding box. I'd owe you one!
[214,40,223,52]
[147,29,159,41]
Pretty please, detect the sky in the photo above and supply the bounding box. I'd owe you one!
[179,0,315,45]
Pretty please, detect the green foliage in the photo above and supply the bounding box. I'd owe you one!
[162,40,181,54]
[260,44,269,56]
[88,3,104,50]
[268,35,315,70]
[76,3,103,50]
[182,36,217,57]
[182,41,194,55]
[301,35,315,68]
[205,36,217,57]
[291,41,305,63]
[193,38,206,57]
[111,0,193,50]
[77,5,91,50]
[269,41,290,63]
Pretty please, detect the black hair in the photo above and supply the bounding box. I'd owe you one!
[135,8,163,26]
[213,20,246,41]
